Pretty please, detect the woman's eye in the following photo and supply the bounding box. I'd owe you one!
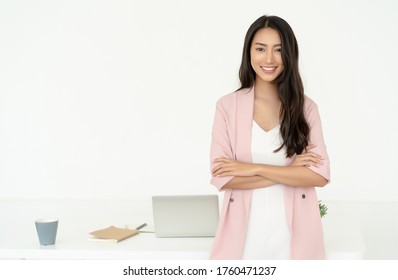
[275,48,282,52]
[256,48,265,52]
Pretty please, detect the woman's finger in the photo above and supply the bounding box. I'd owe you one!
[213,162,232,175]
[300,155,323,165]
[213,166,230,177]
[213,158,224,163]
[212,164,225,174]
[305,144,316,152]
[300,152,323,160]
[303,154,323,162]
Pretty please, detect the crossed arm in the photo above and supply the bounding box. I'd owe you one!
[212,147,328,190]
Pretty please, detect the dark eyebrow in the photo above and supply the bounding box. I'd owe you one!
[254,42,282,47]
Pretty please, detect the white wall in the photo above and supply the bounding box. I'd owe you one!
[1,0,397,201]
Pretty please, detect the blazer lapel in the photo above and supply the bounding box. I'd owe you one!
[235,87,254,163]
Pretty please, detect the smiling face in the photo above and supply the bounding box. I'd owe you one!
[250,28,284,84]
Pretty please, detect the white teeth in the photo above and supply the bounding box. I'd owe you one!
[262,66,276,71]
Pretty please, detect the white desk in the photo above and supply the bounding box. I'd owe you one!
[0,199,213,260]
[0,233,213,260]
[0,199,365,260]
[323,201,367,260]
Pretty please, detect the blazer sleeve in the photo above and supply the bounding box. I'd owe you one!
[304,98,331,183]
[209,99,235,191]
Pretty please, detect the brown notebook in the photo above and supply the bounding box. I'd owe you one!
[89,226,139,242]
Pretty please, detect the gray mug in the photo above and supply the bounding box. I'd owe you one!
[35,219,58,246]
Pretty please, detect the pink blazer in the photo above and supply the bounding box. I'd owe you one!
[209,87,330,260]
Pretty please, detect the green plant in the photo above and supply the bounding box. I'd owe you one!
[318,200,328,218]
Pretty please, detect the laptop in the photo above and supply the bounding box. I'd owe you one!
[152,195,219,238]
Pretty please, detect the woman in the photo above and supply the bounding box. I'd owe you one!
[209,15,330,260]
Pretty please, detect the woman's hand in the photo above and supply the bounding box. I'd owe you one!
[290,144,324,167]
[212,144,324,178]
[212,158,258,177]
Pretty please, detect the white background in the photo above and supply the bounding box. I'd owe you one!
[1,0,397,202]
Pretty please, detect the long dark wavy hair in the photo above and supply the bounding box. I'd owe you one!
[238,15,309,157]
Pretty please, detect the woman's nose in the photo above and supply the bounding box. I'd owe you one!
[265,50,274,63]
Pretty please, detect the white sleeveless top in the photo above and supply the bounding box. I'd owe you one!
[242,121,291,260]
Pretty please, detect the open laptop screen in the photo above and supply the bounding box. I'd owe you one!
[152,195,219,238]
